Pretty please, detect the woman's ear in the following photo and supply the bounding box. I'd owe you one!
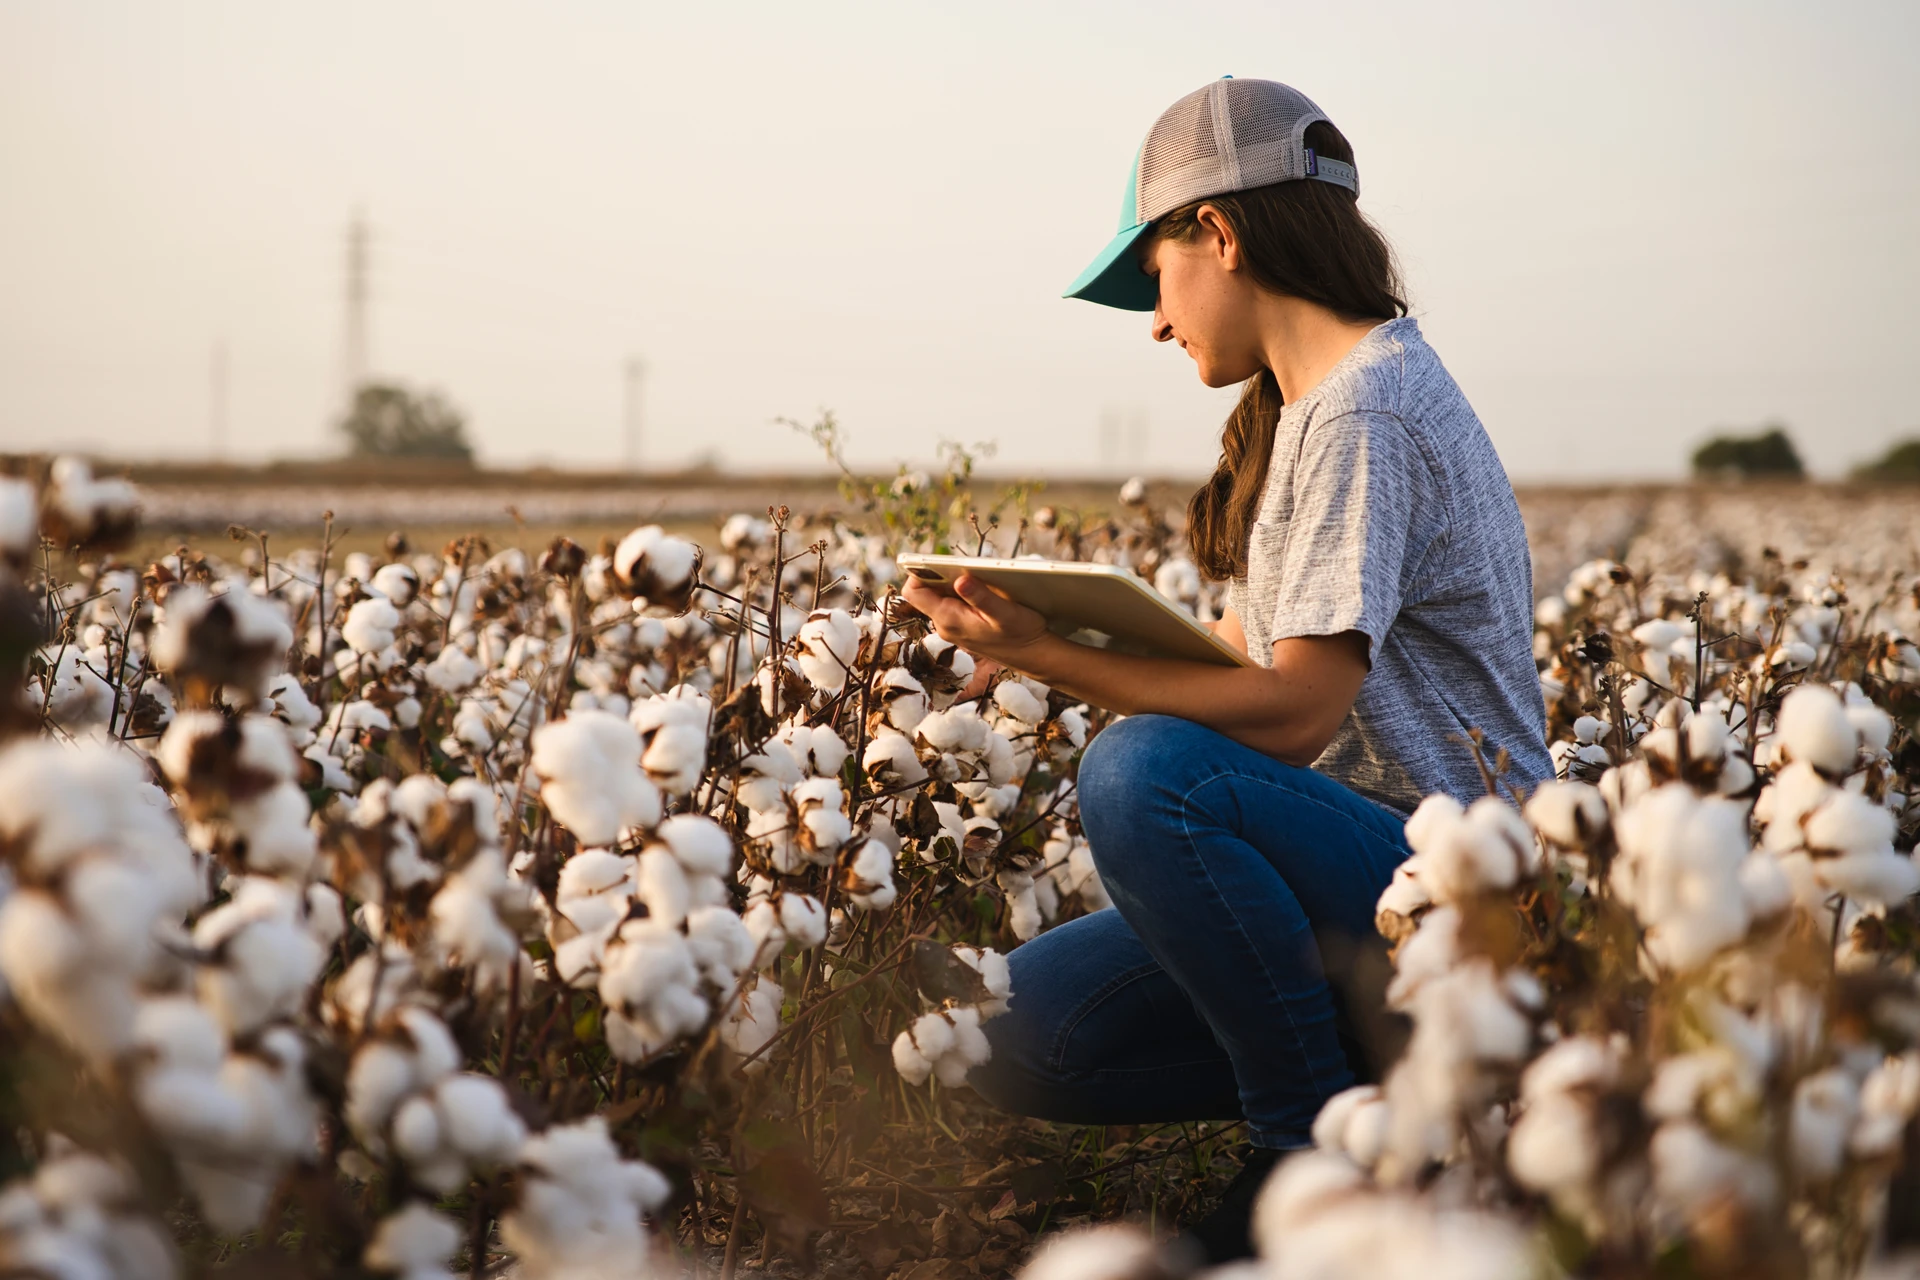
[1193,204,1241,273]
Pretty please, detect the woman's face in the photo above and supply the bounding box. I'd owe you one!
[1142,208,1265,388]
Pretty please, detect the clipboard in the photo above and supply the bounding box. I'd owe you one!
[897,554,1253,669]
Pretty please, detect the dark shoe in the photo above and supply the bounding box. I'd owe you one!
[1169,1144,1290,1267]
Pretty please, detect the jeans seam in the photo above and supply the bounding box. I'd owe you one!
[1047,961,1164,1075]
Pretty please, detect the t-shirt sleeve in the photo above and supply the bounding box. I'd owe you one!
[1267,409,1438,662]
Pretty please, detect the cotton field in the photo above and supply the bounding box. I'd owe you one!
[4,458,1920,1279]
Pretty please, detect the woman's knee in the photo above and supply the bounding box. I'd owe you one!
[1078,715,1215,881]
[1078,714,1206,814]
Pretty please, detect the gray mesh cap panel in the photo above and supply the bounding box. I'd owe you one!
[1132,78,1356,225]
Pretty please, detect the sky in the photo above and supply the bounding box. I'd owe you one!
[2,0,1917,481]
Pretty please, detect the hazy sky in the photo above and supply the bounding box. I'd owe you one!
[3,1,1917,480]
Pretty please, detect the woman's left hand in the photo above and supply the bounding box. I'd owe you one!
[900,572,1052,669]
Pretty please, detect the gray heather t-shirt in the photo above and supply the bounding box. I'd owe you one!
[1225,316,1550,815]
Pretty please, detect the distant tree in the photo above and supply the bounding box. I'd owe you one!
[338,382,475,462]
[1690,424,1804,479]
[1853,438,1920,482]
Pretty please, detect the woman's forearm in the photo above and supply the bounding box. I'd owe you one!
[1003,631,1352,766]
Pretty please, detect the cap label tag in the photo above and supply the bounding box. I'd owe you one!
[1304,147,1318,176]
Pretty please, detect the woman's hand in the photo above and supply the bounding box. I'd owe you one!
[900,573,1051,670]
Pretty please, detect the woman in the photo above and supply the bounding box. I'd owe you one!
[901,78,1551,1262]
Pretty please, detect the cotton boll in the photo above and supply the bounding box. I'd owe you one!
[1789,1068,1859,1183]
[1759,761,1834,852]
[720,976,783,1070]
[893,1012,954,1085]
[843,838,897,911]
[1386,906,1461,1008]
[1019,1224,1161,1280]
[1848,701,1894,754]
[62,857,163,972]
[390,1095,443,1164]
[657,814,733,877]
[1507,1090,1601,1199]
[633,847,691,926]
[1650,1120,1778,1215]
[134,995,229,1074]
[1002,872,1042,941]
[342,597,402,655]
[1525,780,1609,848]
[433,1073,526,1164]
[1805,789,1898,855]
[423,645,482,694]
[1611,785,1753,973]
[877,668,930,733]
[193,888,327,1035]
[149,584,294,698]
[0,740,146,877]
[1772,640,1817,671]
[556,847,632,901]
[685,906,756,985]
[936,1006,992,1086]
[227,781,317,879]
[1633,618,1685,651]
[346,1042,419,1144]
[1738,853,1794,919]
[1250,1150,1366,1251]
[779,723,851,778]
[791,776,852,858]
[396,1007,461,1085]
[862,729,927,786]
[639,722,705,795]
[1312,1084,1383,1153]
[740,899,786,966]
[1422,797,1540,901]
[982,731,1019,787]
[530,711,662,845]
[1573,715,1610,745]
[612,525,699,607]
[917,705,990,756]
[364,1202,462,1279]
[795,609,863,694]
[1816,849,1920,907]
[1852,1053,1920,1158]
[778,893,827,947]
[953,944,1013,1014]
[1403,793,1465,857]
[1777,684,1859,775]
[993,679,1050,727]
[428,853,521,980]
[737,741,803,812]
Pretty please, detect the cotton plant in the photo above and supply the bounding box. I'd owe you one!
[0,1146,179,1279]
[891,944,1014,1088]
[343,1006,526,1194]
[22,466,1779,1273]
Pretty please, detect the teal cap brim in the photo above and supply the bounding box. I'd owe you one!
[1062,221,1156,311]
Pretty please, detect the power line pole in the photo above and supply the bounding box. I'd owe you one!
[210,340,228,460]
[341,209,371,423]
[624,356,645,471]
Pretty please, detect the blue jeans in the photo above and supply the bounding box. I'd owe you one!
[970,714,1414,1149]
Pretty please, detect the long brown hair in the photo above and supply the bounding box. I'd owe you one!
[1163,121,1406,581]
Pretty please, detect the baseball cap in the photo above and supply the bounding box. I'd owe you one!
[1063,77,1359,311]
